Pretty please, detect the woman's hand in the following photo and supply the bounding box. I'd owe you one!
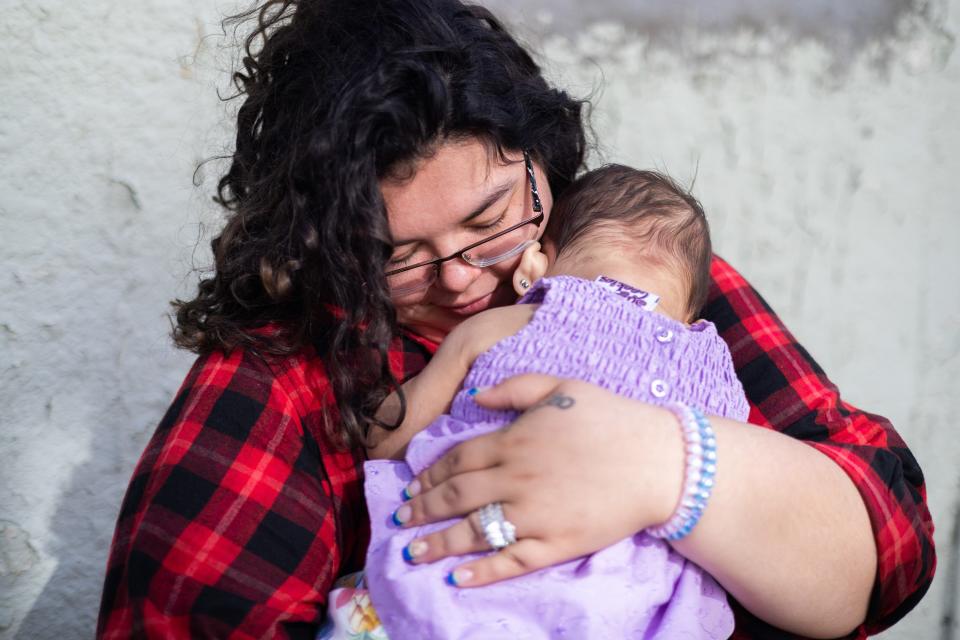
[393,373,684,586]
[394,372,876,637]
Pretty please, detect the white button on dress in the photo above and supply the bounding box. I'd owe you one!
[651,379,669,398]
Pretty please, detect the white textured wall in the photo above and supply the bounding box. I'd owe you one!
[2,1,958,638]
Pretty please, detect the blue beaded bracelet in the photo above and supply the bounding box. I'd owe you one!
[647,403,717,541]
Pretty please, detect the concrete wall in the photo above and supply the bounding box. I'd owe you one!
[1,0,957,637]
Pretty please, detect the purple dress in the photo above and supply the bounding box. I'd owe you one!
[364,276,750,639]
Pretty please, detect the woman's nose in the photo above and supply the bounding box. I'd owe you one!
[435,258,483,293]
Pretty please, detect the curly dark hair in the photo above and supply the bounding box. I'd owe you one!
[173,0,588,448]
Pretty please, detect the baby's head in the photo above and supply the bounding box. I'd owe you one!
[516,165,712,322]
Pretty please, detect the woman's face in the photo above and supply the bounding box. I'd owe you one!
[381,138,554,342]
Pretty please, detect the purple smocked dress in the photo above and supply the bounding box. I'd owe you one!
[364,275,750,639]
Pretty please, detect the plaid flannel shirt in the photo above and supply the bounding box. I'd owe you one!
[98,256,935,639]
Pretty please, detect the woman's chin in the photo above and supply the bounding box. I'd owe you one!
[452,282,518,316]
[399,282,517,341]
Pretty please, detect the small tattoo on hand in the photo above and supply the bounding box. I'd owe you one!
[531,393,575,411]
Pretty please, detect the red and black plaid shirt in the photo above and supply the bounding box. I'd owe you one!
[97,256,935,639]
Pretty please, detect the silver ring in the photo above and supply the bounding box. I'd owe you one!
[478,502,517,550]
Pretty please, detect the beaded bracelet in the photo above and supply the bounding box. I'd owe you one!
[647,403,717,541]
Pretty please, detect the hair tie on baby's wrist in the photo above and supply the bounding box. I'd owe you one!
[647,403,716,541]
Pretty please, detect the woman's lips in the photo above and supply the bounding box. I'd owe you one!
[438,291,496,316]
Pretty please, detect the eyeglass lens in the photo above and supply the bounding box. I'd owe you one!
[386,222,538,295]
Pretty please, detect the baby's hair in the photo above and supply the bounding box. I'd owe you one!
[545,165,712,318]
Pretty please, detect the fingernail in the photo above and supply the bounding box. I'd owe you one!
[402,479,421,501]
[467,387,487,397]
[402,540,428,563]
[445,568,474,587]
[392,504,412,526]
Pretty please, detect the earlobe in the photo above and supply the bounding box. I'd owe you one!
[512,242,549,296]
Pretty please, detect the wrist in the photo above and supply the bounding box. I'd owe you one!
[648,404,718,540]
[644,405,687,527]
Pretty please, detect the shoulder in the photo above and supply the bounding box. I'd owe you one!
[457,302,538,334]
[161,343,341,460]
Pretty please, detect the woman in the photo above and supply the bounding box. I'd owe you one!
[97,0,934,638]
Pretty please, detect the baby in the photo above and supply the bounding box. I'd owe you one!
[319,165,748,639]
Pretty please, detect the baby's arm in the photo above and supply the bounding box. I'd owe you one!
[366,333,471,461]
[366,303,537,460]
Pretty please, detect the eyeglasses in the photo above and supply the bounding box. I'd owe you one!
[384,150,544,298]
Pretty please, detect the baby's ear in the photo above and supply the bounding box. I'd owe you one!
[512,242,549,296]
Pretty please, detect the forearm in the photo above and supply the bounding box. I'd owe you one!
[370,305,538,460]
[367,337,471,460]
[366,379,421,460]
[367,376,448,460]
[666,416,877,638]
